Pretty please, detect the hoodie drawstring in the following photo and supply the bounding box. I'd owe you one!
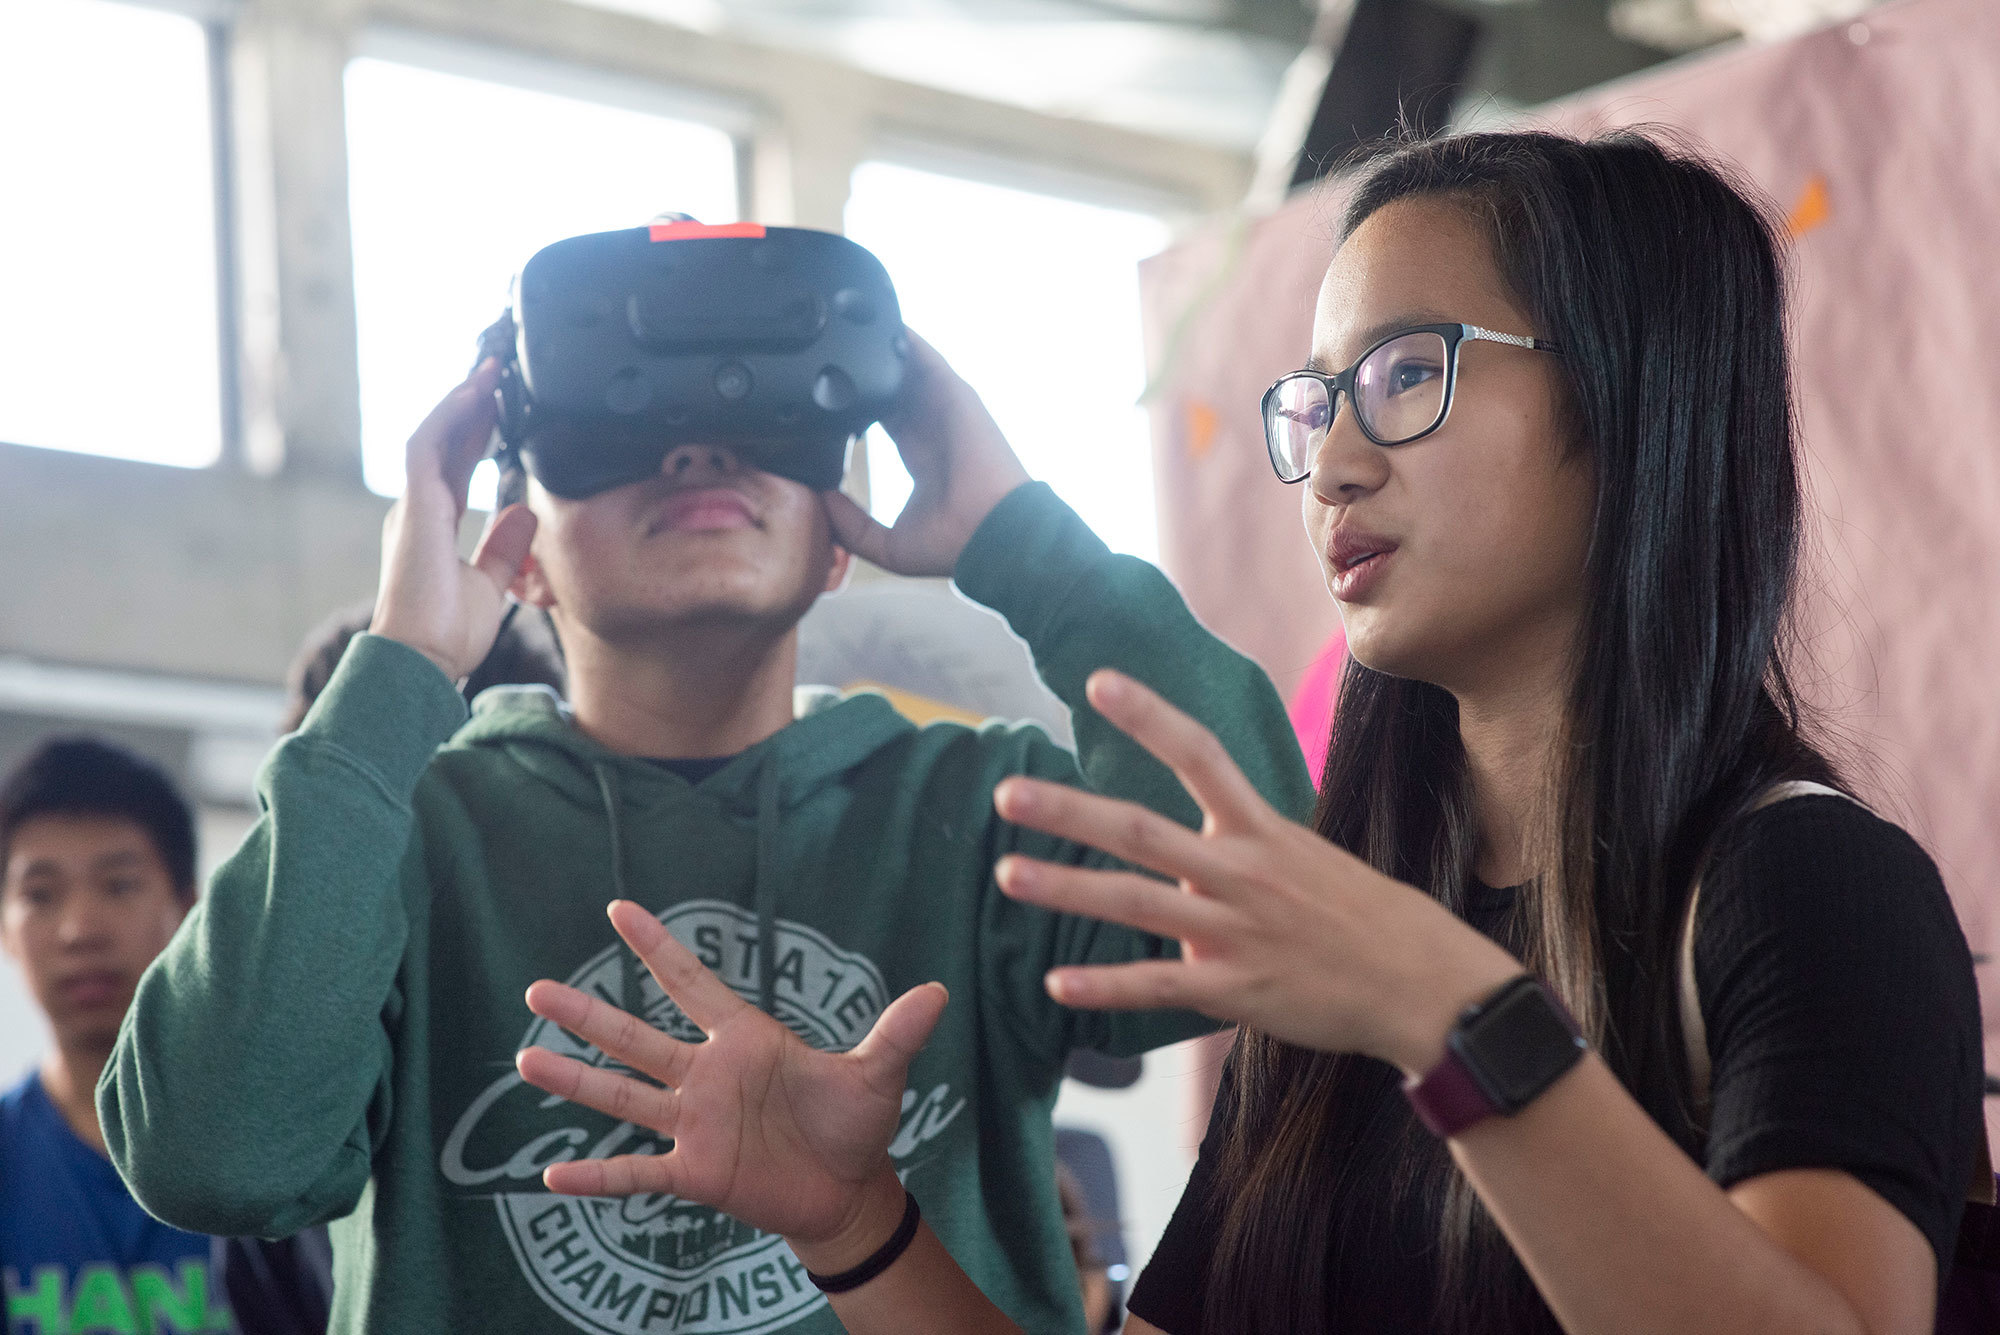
[595,756,783,1021]
[593,763,645,1018]
[753,756,781,1018]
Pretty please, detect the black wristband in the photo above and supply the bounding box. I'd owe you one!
[806,1188,922,1294]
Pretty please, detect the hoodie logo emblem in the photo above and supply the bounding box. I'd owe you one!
[441,900,963,1334]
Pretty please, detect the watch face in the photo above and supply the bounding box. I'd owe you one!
[1453,980,1585,1111]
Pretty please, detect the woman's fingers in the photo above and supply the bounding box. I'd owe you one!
[1042,958,1217,1016]
[515,1046,680,1135]
[1084,671,1272,829]
[997,857,1229,942]
[608,900,747,1033]
[993,777,1222,885]
[544,1151,687,1199]
[523,979,694,1087]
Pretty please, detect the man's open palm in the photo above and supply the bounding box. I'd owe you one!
[516,900,947,1249]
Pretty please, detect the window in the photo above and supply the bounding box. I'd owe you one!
[345,52,740,502]
[844,161,1171,560]
[0,0,222,467]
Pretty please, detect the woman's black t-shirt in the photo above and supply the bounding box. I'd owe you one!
[1127,795,1984,1333]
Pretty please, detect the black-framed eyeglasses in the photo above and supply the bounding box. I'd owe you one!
[1261,323,1562,483]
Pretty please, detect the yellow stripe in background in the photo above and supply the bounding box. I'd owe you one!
[844,681,988,729]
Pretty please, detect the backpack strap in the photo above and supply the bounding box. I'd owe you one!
[1675,782,1996,1204]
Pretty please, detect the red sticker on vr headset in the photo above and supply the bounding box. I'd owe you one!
[648,221,769,242]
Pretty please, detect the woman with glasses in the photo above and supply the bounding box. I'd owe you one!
[509,130,1984,1335]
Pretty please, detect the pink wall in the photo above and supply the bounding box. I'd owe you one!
[1142,0,2000,1137]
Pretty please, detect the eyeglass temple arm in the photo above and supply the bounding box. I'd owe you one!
[1463,324,1562,354]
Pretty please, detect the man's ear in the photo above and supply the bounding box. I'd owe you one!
[825,543,853,595]
[511,549,557,609]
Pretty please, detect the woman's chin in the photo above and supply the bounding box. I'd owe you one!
[1336,610,1392,669]
[1339,625,1437,686]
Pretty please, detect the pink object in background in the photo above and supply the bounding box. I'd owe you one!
[1288,626,1346,786]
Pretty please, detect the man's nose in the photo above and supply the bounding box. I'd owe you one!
[661,444,743,481]
[57,897,113,950]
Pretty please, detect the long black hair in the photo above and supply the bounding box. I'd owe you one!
[1204,129,1838,1334]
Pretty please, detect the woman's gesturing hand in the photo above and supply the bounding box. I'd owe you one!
[821,330,1030,578]
[515,901,948,1258]
[992,671,1522,1076]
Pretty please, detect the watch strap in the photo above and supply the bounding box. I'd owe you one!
[1402,974,1585,1139]
[1403,1046,1500,1139]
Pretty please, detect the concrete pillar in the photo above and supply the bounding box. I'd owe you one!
[228,0,367,486]
[748,80,869,232]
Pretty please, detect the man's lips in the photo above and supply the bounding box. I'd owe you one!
[54,971,127,1008]
[649,488,758,534]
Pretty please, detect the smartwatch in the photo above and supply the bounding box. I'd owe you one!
[1403,974,1587,1139]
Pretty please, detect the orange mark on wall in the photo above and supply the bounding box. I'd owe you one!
[1786,176,1831,237]
[1185,399,1220,462]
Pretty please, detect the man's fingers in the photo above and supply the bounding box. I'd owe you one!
[544,1151,686,1199]
[515,1046,679,1134]
[876,329,952,435]
[899,328,949,374]
[993,777,1220,885]
[441,360,503,482]
[472,504,538,593]
[850,982,948,1090]
[821,489,893,568]
[608,900,748,1033]
[523,979,694,1087]
[996,857,1228,942]
[406,359,501,495]
[1084,671,1270,829]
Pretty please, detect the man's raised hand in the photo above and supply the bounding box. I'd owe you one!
[370,359,539,681]
[821,331,1031,578]
[515,901,949,1256]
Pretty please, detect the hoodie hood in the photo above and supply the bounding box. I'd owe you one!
[446,682,919,1019]
[448,682,916,813]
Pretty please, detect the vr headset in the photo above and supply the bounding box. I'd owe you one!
[484,220,906,498]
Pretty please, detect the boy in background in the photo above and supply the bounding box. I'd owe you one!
[0,738,234,1334]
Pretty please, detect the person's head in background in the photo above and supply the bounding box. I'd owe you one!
[281,595,568,733]
[1057,1160,1115,1332]
[1219,128,1823,1332]
[0,739,195,1140]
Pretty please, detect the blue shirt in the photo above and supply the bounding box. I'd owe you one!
[1,1072,234,1334]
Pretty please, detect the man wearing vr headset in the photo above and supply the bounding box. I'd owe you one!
[102,288,1310,1330]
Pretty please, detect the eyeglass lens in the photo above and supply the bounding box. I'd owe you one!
[1266,376,1334,482]
[1265,330,1453,481]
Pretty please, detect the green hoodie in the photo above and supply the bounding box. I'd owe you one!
[101,484,1312,1335]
